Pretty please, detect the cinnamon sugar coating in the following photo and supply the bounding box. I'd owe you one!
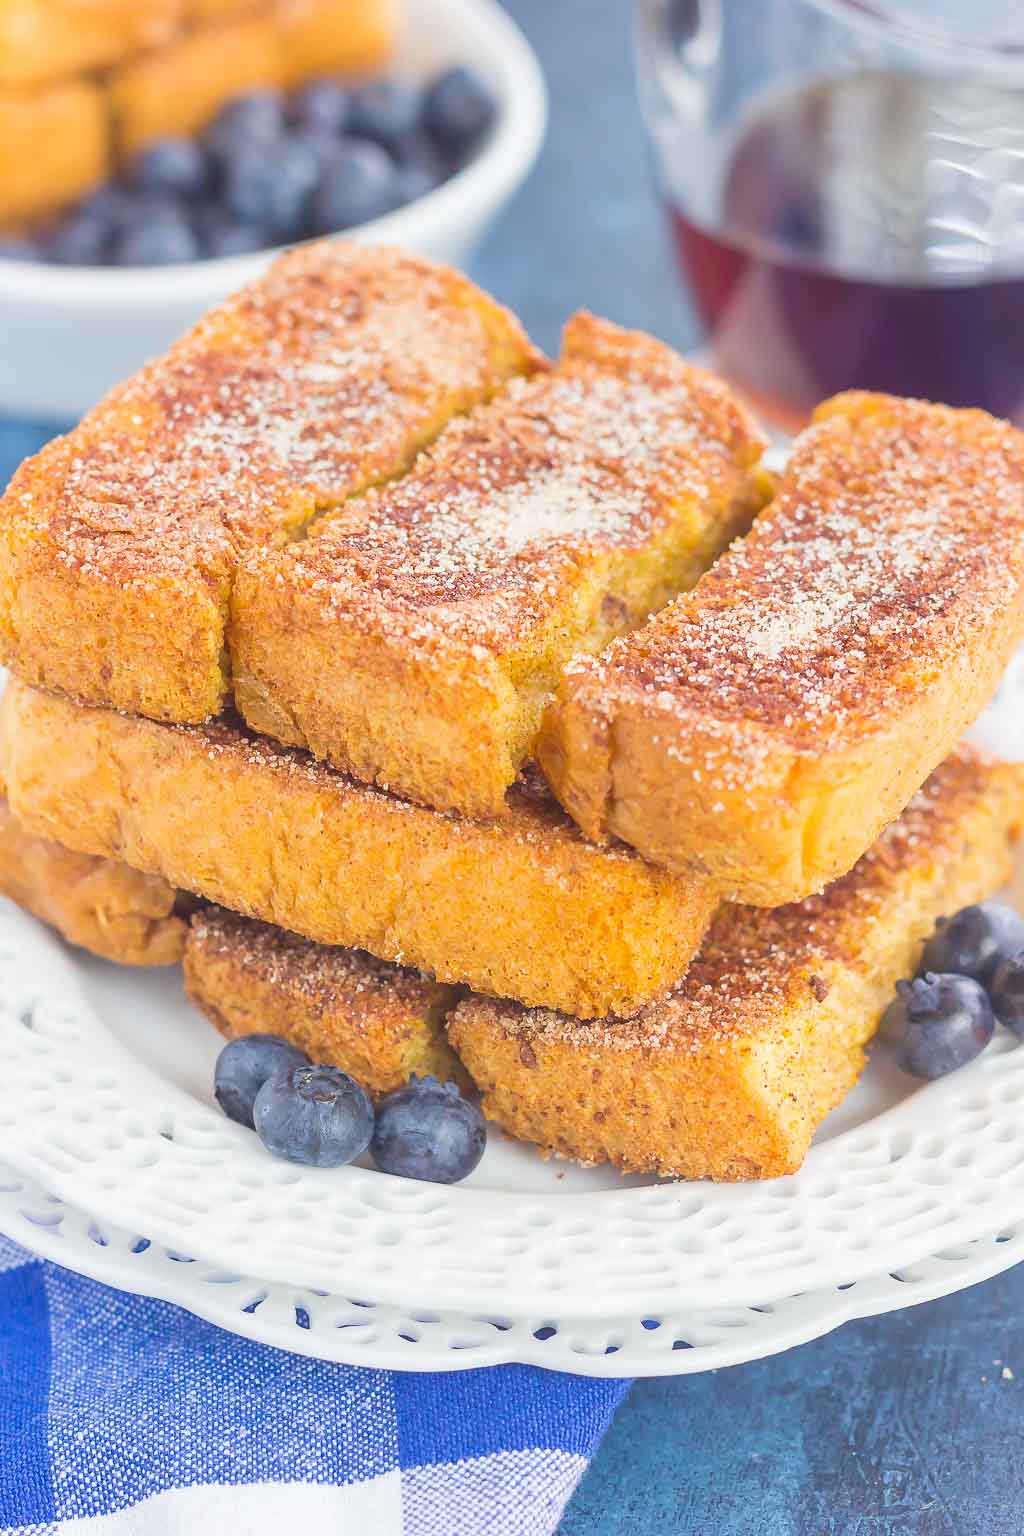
[0,242,536,721]
[231,311,768,816]
[451,749,1024,1180]
[0,681,718,1018]
[185,907,465,1099]
[539,391,1024,904]
[0,790,461,1090]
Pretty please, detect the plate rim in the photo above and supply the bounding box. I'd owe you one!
[6,901,1024,1320]
[2,1158,1022,1378]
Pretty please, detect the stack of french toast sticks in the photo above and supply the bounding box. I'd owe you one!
[2,241,1024,1180]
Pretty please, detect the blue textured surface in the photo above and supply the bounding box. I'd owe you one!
[3,4,1023,1530]
[474,3,694,358]
[563,1269,1024,1534]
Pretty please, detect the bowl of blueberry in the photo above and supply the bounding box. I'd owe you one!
[0,0,546,418]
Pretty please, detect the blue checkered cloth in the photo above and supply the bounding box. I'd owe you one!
[0,420,629,1533]
[0,1235,628,1533]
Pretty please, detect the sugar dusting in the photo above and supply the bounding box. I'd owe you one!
[164,709,656,866]
[191,906,445,1014]
[473,746,1007,1053]
[285,331,765,649]
[569,397,1024,766]
[18,242,532,587]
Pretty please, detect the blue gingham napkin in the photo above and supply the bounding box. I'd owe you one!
[0,421,629,1531]
[0,1234,628,1533]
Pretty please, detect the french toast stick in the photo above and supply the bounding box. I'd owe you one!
[0,78,109,225]
[539,392,1024,904]
[276,0,396,84]
[450,749,1024,1180]
[0,242,536,721]
[185,907,466,1098]
[5,743,1017,1180]
[108,12,279,155]
[232,312,768,816]
[0,795,186,965]
[0,681,718,1018]
[0,794,463,1091]
[0,1,181,89]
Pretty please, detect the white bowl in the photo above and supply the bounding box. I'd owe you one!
[0,0,547,420]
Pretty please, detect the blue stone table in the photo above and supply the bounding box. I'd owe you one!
[3,4,1022,1530]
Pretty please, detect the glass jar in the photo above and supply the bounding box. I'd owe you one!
[636,0,1024,429]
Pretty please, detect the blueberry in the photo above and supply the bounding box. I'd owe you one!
[193,199,269,257]
[389,132,446,207]
[47,209,110,265]
[290,77,350,135]
[133,137,209,199]
[215,1032,310,1128]
[393,127,445,169]
[392,161,439,207]
[990,950,1024,1036]
[291,122,348,171]
[879,973,994,1079]
[395,124,446,169]
[223,137,319,239]
[78,181,139,234]
[82,183,188,233]
[114,212,200,265]
[203,217,269,258]
[0,235,37,260]
[349,79,422,154]
[205,89,285,161]
[371,1076,486,1183]
[254,1064,374,1167]
[311,140,397,232]
[921,901,1024,985]
[423,66,496,158]
[72,182,196,263]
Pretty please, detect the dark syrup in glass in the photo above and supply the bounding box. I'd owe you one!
[666,71,1024,430]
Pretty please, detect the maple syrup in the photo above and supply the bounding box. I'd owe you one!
[665,71,1024,429]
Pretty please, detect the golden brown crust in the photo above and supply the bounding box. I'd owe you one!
[451,749,1024,1180]
[0,79,109,225]
[251,314,763,637]
[231,311,768,815]
[0,682,717,1018]
[184,907,465,1098]
[0,242,536,720]
[3,708,1015,1180]
[0,796,186,965]
[0,1,182,89]
[539,391,1024,904]
[0,794,461,1089]
[108,13,280,156]
[185,0,262,16]
[276,0,396,84]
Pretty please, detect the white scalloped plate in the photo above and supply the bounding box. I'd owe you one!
[2,817,1024,1322]
[3,1159,1023,1377]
